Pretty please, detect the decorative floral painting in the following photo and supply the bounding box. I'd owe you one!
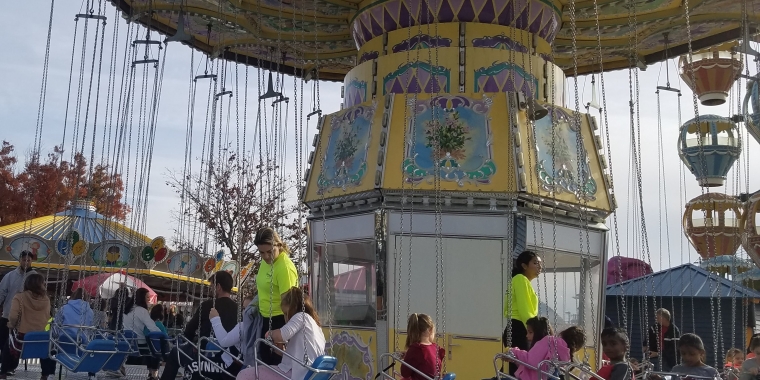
[533,106,597,200]
[5,235,50,262]
[317,102,376,194]
[403,95,496,186]
[91,241,132,267]
[325,331,374,380]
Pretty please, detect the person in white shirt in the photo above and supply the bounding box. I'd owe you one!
[235,287,325,380]
[122,288,161,380]
[209,294,255,367]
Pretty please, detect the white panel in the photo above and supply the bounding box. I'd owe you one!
[311,214,376,243]
[525,218,604,257]
[388,236,505,339]
[445,238,504,337]
[388,212,510,238]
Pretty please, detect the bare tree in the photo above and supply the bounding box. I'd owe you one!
[167,152,307,272]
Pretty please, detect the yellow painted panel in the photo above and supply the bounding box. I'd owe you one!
[383,92,515,193]
[516,105,613,212]
[303,99,383,203]
[377,48,459,95]
[358,35,383,63]
[446,334,503,379]
[325,328,378,380]
[577,347,599,371]
[465,22,552,55]
[386,23,459,55]
[344,60,374,108]
[466,49,544,95]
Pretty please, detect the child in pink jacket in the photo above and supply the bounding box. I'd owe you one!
[507,326,586,380]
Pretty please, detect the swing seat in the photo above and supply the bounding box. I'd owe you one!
[100,339,132,372]
[146,331,172,359]
[304,355,338,380]
[201,340,223,357]
[122,330,143,357]
[16,331,50,359]
[442,374,456,380]
[54,339,117,373]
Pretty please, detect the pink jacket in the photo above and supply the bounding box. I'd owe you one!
[511,336,571,380]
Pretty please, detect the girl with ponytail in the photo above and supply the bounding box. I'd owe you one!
[401,313,446,380]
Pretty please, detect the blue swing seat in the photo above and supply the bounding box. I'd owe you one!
[54,339,117,373]
[146,331,173,359]
[442,374,457,380]
[304,355,338,380]
[100,339,132,372]
[15,331,50,360]
[201,340,223,357]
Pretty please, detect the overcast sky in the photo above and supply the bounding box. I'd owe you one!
[2,1,759,275]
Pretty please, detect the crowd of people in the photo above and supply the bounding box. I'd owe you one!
[0,236,754,380]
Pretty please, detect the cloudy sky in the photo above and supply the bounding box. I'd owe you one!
[2,1,759,277]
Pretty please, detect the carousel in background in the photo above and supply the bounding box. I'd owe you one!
[0,200,245,298]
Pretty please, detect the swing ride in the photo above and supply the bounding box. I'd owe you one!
[1,0,759,378]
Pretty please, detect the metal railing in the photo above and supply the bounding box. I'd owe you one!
[493,352,564,380]
[253,338,338,380]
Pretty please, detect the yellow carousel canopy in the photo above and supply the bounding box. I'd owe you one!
[111,0,759,80]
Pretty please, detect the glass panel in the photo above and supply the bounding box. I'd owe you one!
[533,254,602,349]
[312,240,377,327]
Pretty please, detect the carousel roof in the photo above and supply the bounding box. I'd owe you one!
[110,0,758,80]
[0,201,151,247]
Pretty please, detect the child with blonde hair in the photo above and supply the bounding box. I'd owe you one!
[401,313,446,380]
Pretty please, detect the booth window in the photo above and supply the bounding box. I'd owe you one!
[312,240,377,327]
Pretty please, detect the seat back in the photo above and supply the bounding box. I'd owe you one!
[19,331,50,360]
[74,339,117,373]
[56,333,80,357]
[203,340,223,357]
[305,355,338,380]
[100,340,131,372]
[146,331,172,358]
[122,330,141,357]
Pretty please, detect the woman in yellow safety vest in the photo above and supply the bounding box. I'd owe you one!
[253,227,299,366]
[503,250,543,377]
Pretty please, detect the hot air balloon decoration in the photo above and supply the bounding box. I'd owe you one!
[677,115,741,187]
[742,192,760,268]
[744,81,760,147]
[679,47,742,106]
[683,193,744,259]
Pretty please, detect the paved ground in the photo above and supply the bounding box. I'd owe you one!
[13,361,170,380]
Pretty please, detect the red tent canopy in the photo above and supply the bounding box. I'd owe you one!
[71,271,158,304]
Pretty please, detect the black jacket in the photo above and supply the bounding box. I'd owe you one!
[183,297,238,349]
[646,323,680,364]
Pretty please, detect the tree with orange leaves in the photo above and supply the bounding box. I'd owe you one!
[0,141,130,226]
